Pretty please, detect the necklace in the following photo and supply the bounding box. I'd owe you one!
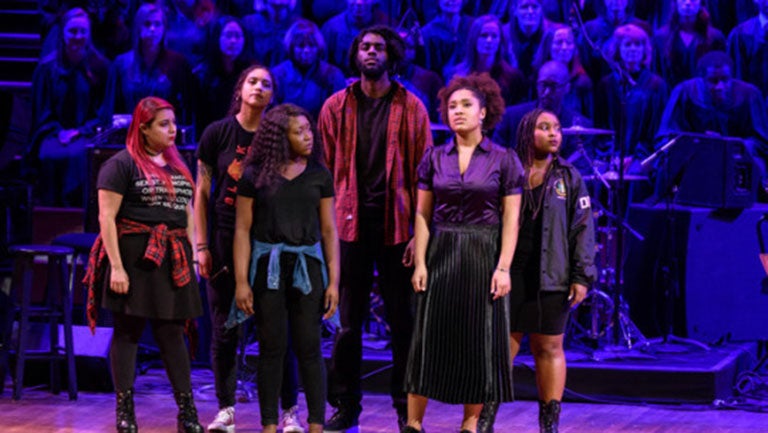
[524,163,550,221]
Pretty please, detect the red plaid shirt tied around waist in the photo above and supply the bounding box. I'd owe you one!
[83,218,192,332]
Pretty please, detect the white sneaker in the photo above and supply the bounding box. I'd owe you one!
[207,406,235,433]
[281,405,305,433]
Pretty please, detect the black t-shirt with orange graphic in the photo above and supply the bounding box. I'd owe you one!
[196,115,254,230]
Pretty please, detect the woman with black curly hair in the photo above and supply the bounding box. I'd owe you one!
[402,73,523,433]
[233,103,340,433]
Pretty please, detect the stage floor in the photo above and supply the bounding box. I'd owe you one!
[1,365,767,433]
[1,334,766,432]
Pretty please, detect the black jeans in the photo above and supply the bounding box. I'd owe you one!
[328,224,415,414]
[254,252,327,426]
[208,228,299,409]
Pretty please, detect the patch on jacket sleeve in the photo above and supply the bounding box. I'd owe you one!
[579,196,591,209]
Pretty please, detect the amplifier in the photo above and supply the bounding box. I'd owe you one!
[657,133,757,209]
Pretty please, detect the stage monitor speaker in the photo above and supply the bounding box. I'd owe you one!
[14,324,113,391]
[660,133,756,209]
[624,203,768,343]
[85,144,197,233]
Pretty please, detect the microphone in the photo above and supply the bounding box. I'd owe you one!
[640,135,679,170]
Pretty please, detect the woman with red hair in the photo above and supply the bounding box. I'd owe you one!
[85,96,204,433]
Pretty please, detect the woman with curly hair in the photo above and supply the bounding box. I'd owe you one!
[402,73,523,433]
[233,103,340,433]
[651,0,726,87]
[480,108,596,433]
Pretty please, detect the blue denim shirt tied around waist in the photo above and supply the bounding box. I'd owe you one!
[225,240,328,329]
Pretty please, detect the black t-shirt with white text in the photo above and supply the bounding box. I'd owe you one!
[97,149,193,228]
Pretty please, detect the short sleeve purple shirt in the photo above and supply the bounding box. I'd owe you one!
[417,137,524,225]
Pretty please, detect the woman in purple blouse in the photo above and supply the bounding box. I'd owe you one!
[402,73,524,433]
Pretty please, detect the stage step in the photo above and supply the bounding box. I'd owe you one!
[243,339,756,404]
[0,10,39,34]
[0,32,41,58]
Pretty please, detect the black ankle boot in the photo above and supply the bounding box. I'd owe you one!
[538,400,561,433]
[477,401,499,433]
[174,391,203,433]
[116,389,138,433]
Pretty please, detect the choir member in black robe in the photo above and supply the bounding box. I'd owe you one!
[32,7,109,206]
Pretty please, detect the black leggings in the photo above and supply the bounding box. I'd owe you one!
[255,253,326,426]
[208,228,300,409]
[111,313,191,392]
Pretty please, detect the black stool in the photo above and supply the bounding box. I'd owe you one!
[52,233,98,325]
[7,244,77,400]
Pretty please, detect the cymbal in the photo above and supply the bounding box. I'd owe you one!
[561,125,614,136]
[584,171,648,182]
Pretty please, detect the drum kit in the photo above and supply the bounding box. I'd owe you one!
[560,125,653,355]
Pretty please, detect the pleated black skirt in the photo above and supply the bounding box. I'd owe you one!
[405,224,514,404]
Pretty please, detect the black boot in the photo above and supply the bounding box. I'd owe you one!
[174,391,203,433]
[538,400,561,433]
[477,401,499,433]
[115,389,138,433]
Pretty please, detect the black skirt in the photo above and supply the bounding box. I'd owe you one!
[405,224,513,404]
[103,233,203,320]
[509,184,571,335]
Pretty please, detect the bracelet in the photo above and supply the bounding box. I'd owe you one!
[496,267,509,272]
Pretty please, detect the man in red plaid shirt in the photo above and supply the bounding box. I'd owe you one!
[318,25,433,433]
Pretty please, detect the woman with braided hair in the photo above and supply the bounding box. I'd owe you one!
[478,108,597,433]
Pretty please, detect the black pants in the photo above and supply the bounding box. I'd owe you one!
[208,228,299,409]
[254,252,327,426]
[111,313,191,392]
[328,226,415,414]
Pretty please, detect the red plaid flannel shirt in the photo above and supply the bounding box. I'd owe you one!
[318,81,433,245]
[83,218,192,332]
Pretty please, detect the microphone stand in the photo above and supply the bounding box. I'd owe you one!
[571,3,645,352]
[645,143,710,353]
[573,136,611,190]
